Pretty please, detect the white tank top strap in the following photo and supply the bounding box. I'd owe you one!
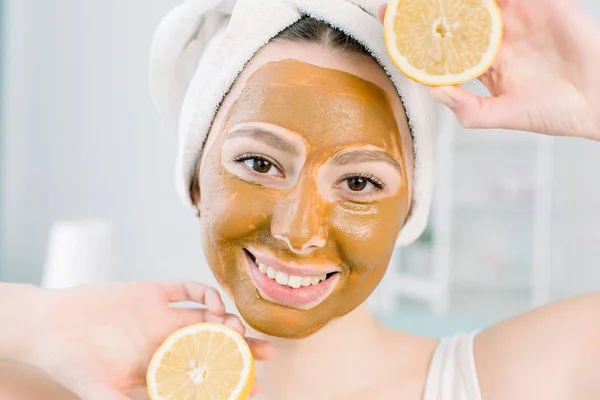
[422,331,482,400]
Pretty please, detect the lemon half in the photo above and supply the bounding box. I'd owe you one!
[384,0,503,86]
[147,323,255,400]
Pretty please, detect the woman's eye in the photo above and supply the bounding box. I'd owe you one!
[235,155,282,177]
[346,177,369,191]
[339,174,385,194]
[245,158,274,174]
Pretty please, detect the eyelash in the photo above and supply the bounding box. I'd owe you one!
[338,172,386,192]
[355,173,385,189]
[233,153,283,176]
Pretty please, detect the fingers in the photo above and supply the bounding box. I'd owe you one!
[74,383,130,400]
[162,282,226,315]
[429,86,517,130]
[173,308,246,336]
[377,4,388,23]
[250,379,261,397]
[245,337,272,361]
[494,0,510,9]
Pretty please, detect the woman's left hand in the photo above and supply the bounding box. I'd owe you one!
[24,282,270,400]
[379,1,600,142]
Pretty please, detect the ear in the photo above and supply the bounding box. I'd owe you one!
[190,177,201,215]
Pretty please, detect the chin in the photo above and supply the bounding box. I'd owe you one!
[240,303,331,339]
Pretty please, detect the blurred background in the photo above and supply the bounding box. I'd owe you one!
[1,0,599,338]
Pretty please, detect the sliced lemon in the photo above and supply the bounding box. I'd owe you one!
[147,323,255,400]
[384,0,503,86]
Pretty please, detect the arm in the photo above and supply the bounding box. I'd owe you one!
[0,283,40,364]
[0,363,79,400]
[0,284,78,399]
[476,292,600,400]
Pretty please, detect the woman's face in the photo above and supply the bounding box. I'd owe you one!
[195,41,413,339]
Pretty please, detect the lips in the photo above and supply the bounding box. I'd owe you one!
[244,249,340,310]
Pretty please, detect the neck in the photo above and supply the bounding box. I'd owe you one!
[248,303,387,399]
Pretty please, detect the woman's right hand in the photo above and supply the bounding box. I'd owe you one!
[379,1,600,142]
[21,281,270,400]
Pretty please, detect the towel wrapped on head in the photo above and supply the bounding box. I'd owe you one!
[149,0,439,247]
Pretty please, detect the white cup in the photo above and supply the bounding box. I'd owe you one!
[41,219,114,289]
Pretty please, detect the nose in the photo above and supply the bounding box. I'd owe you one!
[271,181,328,254]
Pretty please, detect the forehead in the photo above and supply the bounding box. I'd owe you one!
[202,40,414,171]
[225,60,401,150]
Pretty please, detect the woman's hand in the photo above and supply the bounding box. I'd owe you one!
[379,1,600,141]
[23,282,270,400]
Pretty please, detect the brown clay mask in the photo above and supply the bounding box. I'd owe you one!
[198,60,411,338]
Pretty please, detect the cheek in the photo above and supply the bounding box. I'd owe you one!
[330,194,409,272]
[199,161,275,242]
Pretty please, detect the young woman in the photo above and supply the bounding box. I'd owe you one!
[171,4,599,397]
[1,0,599,399]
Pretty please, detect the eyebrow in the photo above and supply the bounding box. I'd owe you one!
[226,127,299,156]
[330,149,402,173]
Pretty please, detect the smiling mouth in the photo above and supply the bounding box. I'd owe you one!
[243,249,341,310]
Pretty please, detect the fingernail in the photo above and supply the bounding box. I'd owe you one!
[430,87,455,108]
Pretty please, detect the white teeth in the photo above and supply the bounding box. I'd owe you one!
[288,275,303,289]
[266,266,277,279]
[258,262,267,273]
[255,260,332,289]
[275,271,289,285]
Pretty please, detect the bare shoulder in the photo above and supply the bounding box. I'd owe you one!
[475,292,600,400]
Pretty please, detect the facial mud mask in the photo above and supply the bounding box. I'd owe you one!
[197,60,411,338]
